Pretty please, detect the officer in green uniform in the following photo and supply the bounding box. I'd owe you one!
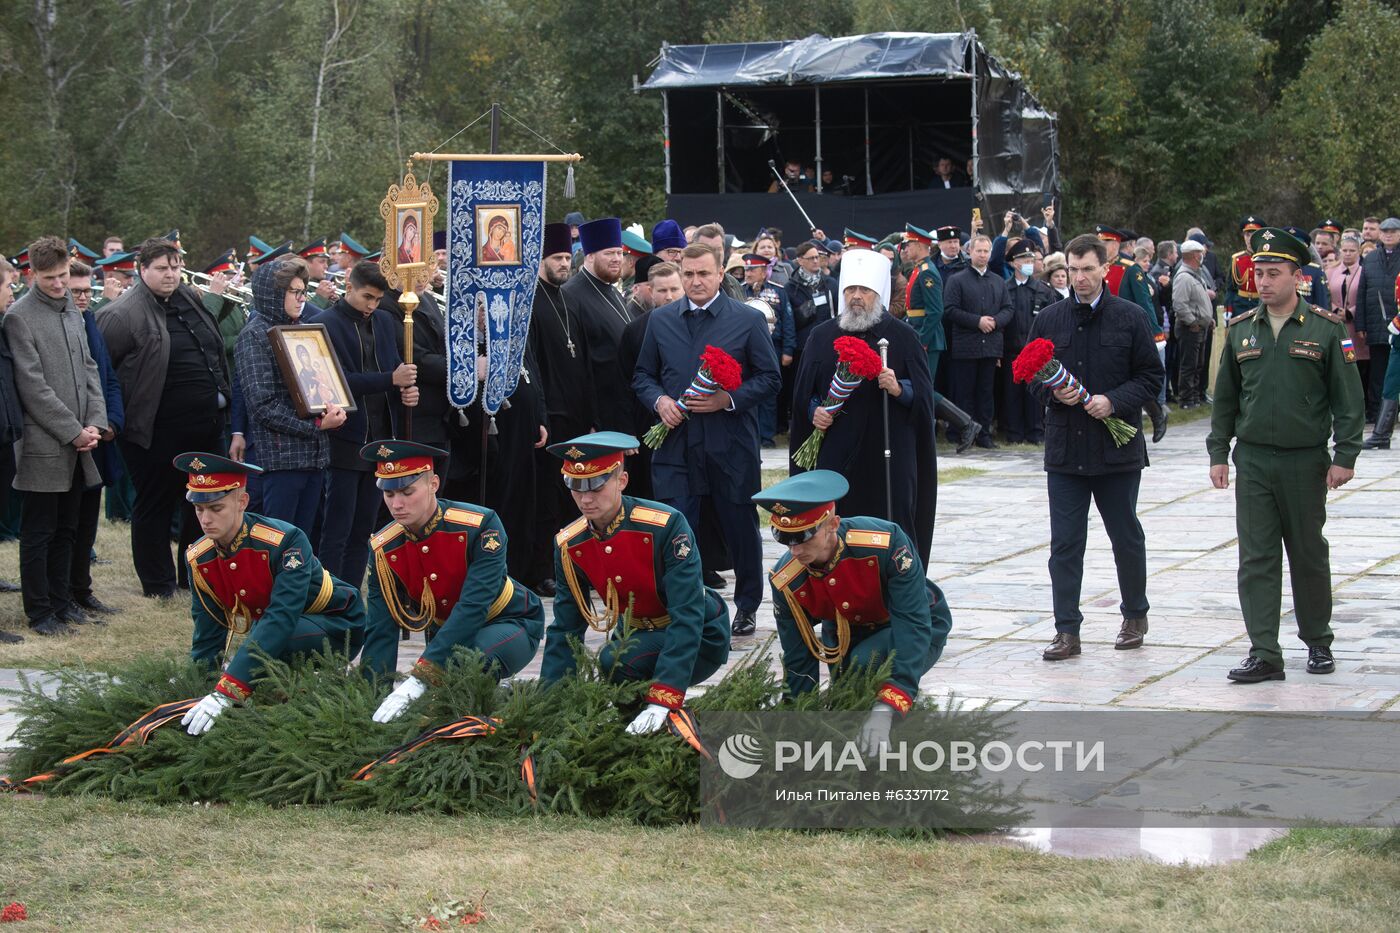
[357,441,544,722]
[902,223,980,452]
[755,470,952,754]
[539,432,731,735]
[1207,228,1363,683]
[174,452,367,734]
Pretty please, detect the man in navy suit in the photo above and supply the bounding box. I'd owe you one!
[306,261,419,587]
[633,242,782,637]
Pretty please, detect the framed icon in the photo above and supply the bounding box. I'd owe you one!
[475,205,521,266]
[267,323,357,418]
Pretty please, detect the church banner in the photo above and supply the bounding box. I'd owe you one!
[445,159,547,413]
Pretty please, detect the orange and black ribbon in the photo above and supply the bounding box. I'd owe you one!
[666,707,711,760]
[352,715,502,781]
[0,698,199,792]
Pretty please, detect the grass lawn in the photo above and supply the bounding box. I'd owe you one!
[0,797,1396,931]
[0,520,190,672]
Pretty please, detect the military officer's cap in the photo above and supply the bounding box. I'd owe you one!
[903,224,935,245]
[935,226,962,243]
[1094,224,1125,242]
[578,218,622,255]
[360,440,445,490]
[1317,218,1343,235]
[547,431,639,492]
[161,229,185,254]
[364,249,383,263]
[259,241,295,265]
[843,229,878,250]
[335,233,369,259]
[173,451,263,503]
[298,237,328,259]
[8,247,28,270]
[1249,227,1311,267]
[1006,237,1039,260]
[1282,225,1313,245]
[68,238,100,263]
[752,469,849,544]
[1239,215,1266,233]
[247,236,273,262]
[94,251,135,274]
[204,249,237,275]
[621,226,652,258]
[740,252,769,269]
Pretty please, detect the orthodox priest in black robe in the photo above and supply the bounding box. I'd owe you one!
[788,248,939,565]
[560,217,638,433]
[525,222,596,591]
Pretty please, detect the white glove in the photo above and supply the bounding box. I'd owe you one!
[182,692,232,736]
[857,702,894,758]
[625,703,671,735]
[372,676,427,723]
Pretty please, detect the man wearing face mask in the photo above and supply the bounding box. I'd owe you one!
[756,470,951,756]
[1002,238,1055,444]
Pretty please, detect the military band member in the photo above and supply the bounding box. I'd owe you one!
[539,432,731,734]
[176,452,367,735]
[299,238,338,309]
[1225,216,1266,322]
[358,441,545,723]
[755,471,951,754]
[1207,228,1363,683]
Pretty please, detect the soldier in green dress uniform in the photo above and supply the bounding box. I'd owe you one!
[357,441,544,722]
[1207,227,1364,683]
[174,452,367,734]
[539,431,731,735]
[754,470,952,753]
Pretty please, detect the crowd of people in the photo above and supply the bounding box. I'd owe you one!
[0,203,1389,696]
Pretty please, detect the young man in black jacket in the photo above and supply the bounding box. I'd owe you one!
[1027,234,1164,661]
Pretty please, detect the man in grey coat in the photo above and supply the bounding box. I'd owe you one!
[1171,240,1215,408]
[3,236,107,635]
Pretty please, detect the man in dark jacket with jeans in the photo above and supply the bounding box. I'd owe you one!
[944,235,1013,448]
[1028,234,1164,661]
[307,261,417,588]
[1353,216,1400,420]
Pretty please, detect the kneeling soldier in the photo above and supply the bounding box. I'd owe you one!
[539,432,731,734]
[754,470,952,753]
[359,441,544,722]
[176,453,367,735]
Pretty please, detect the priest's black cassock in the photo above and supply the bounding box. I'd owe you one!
[788,314,938,565]
[561,266,637,433]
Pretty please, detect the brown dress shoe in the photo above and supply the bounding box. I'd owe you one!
[1115,617,1148,650]
[1043,632,1081,661]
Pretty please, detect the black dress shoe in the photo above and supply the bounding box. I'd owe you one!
[1150,406,1168,443]
[533,578,557,598]
[731,609,756,637]
[0,579,20,593]
[56,606,93,626]
[74,594,119,615]
[974,435,999,450]
[30,617,75,637]
[1306,645,1335,675]
[956,421,982,454]
[143,587,178,600]
[1227,656,1285,683]
[703,570,727,589]
[0,629,22,644]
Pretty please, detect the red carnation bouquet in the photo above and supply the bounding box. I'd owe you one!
[1012,338,1137,447]
[643,345,743,449]
[793,336,884,468]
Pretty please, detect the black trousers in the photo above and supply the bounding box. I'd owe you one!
[1000,354,1042,442]
[120,425,221,597]
[318,466,380,590]
[19,463,83,622]
[1367,342,1390,421]
[69,484,103,601]
[950,357,997,441]
[1047,470,1149,633]
[1176,327,1207,405]
[660,457,764,615]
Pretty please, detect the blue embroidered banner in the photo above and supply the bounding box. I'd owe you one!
[446,159,546,412]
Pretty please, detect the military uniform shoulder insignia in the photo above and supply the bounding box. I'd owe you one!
[845,529,892,549]
[629,506,670,527]
[479,528,503,551]
[556,516,587,546]
[891,544,916,574]
[771,556,805,590]
[187,537,215,560]
[1226,308,1259,328]
[281,547,305,570]
[444,506,484,527]
[370,522,405,550]
[249,523,285,546]
[1309,305,1344,325]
